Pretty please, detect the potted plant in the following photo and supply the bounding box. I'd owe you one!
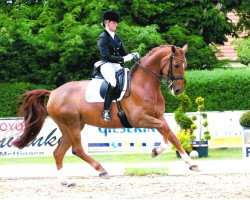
[239,110,250,158]
[172,93,196,157]
[191,96,211,157]
[172,94,211,158]
[174,129,195,157]
[239,110,250,128]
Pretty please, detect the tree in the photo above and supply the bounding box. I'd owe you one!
[0,0,163,86]
[222,0,250,33]
[0,0,248,86]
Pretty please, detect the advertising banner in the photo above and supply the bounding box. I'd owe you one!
[0,111,245,158]
[0,118,164,158]
[242,129,250,159]
[0,118,61,157]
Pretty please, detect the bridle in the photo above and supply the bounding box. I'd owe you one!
[135,53,186,88]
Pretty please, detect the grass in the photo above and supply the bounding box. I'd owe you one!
[0,148,242,165]
[125,167,169,176]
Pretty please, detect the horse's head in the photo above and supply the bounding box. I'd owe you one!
[133,44,188,95]
[161,44,188,95]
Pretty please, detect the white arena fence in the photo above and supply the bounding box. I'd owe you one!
[0,111,245,158]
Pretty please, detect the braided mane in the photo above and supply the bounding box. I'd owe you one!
[130,44,172,75]
[143,45,170,59]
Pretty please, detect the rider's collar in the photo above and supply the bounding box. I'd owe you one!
[105,29,115,39]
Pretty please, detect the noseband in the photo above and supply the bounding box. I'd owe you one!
[136,53,186,88]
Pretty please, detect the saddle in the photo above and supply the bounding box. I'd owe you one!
[85,64,132,128]
[86,67,130,103]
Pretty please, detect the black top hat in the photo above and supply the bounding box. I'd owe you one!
[102,10,120,23]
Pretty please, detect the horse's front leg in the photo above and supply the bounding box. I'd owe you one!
[137,114,171,141]
[151,116,200,172]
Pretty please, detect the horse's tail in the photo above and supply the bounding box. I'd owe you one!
[12,89,51,149]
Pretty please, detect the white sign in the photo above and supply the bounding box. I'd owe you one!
[0,118,163,158]
[0,118,61,157]
[0,111,246,158]
[242,129,250,159]
[84,125,162,153]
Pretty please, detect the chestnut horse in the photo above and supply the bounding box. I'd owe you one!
[13,44,198,186]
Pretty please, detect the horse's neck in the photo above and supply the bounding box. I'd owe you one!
[131,62,161,93]
[131,51,163,83]
[130,46,171,93]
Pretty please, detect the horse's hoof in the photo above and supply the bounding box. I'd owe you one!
[99,172,110,179]
[60,181,68,186]
[151,147,158,158]
[60,180,76,187]
[189,164,200,172]
[67,182,76,187]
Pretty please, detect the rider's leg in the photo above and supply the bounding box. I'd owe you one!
[102,83,116,121]
[100,63,122,121]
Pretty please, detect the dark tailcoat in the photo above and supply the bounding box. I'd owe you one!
[97,30,128,64]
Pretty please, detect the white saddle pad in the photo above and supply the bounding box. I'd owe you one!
[85,68,129,103]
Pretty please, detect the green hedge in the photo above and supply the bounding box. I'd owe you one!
[163,67,250,112]
[0,83,54,117]
[1,68,250,117]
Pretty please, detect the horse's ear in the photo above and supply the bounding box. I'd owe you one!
[182,44,188,53]
[171,45,176,53]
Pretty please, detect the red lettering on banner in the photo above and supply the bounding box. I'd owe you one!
[0,122,24,133]
[16,122,24,130]
[0,123,7,131]
[8,123,15,131]
[8,123,16,131]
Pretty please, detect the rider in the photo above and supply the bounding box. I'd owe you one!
[97,10,138,122]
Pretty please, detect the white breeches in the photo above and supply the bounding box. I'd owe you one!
[100,62,123,87]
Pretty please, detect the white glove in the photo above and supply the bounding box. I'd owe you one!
[123,54,133,62]
[132,52,140,59]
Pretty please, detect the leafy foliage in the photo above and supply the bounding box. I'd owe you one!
[172,93,194,152]
[163,68,250,112]
[0,82,53,117]
[1,68,249,117]
[0,0,248,86]
[175,129,193,153]
[174,93,193,130]
[233,37,250,65]
[184,68,250,111]
[194,96,211,142]
[239,111,250,127]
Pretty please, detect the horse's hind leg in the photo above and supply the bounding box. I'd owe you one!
[53,126,73,186]
[65,122,110,179]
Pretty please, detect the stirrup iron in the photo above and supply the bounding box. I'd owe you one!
[102,110,111,122]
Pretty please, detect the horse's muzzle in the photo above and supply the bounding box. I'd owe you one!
[172,84,182,95]
[174,88,182,95]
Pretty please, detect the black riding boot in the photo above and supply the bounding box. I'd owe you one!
[103,84,116,122]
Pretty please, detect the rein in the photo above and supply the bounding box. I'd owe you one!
[135,54,186,88]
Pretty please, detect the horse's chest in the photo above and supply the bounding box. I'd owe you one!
[142,99,164,115]
[128,91,165,119]
[145,95,164,108]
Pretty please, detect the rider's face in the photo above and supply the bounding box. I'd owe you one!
[107,20,118,32]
